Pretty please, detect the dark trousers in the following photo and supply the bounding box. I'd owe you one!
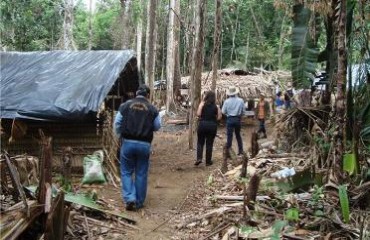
[257,118,266,136]
[197,121,217,163]
[226,116,243,154]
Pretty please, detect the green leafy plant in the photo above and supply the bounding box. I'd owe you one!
[284,208,299,221]
[343,153,358,175]
[338,185,350,223]
[308,185,324,209]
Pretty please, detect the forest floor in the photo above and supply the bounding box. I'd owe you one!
[98,122,262,239]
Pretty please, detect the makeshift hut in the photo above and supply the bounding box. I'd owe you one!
[181,69,291,105]
[0,50,140,175]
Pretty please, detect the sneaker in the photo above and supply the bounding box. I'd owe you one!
[125,202,136,211]
[206,161,213,166]
[194,159,202,166]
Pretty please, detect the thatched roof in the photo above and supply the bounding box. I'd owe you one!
[181,69,291,102]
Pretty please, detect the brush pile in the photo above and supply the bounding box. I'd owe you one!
[171,139,370,239]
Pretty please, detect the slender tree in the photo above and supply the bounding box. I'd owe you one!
[188,0,206,149]
[333,0,347,182]
[135,0,145,72]
[119,0,132,49]
[144,0,157,98]
[59,0,77,50]
[166,0,176,111]
[87,0,93,50]
[173,0,181,99]
[211,0,222,92]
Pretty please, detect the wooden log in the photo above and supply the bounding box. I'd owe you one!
[213,195,270,201]
[166,119,188,125]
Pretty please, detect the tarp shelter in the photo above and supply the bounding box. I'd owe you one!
[0,50,140,121]
[0,51,139,174]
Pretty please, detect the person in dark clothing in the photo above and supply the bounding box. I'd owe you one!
[195,91,222,166]
[114,84,161,211]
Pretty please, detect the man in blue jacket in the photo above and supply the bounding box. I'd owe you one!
[114,84,161,211]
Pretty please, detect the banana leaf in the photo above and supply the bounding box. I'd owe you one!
[291,4,319,89]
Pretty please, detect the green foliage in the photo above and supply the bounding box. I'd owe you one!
[291,4,319,88]
[240,225,257,235]
[284,208,299,221]
[92,2,120,49]
[338,185,350,223]
[271,220,288,239]
[343,153,358,175]
[309,185,324,206]
[0,0,63,50]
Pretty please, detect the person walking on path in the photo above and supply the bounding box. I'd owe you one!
[114,84,161,211]
[222,86,245,156]
[194,91,222,166]
[255,94,270,138]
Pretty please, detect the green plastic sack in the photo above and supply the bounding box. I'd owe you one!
[82,150,106,184]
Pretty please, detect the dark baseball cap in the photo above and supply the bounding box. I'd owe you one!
[136,84,150,96]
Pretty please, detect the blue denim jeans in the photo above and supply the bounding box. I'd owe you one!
[120,139,151,208]
[226,116,243,154]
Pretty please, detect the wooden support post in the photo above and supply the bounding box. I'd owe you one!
[246,174,260,210]
[221,144,230,174]
[37,130,53,205]
[251,131,259,158]
[3,152,29,217]
[61,147,72,189]
[45,192,69,240]
[240,153,249,178]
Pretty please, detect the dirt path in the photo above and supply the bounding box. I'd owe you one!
[101,124,259,239]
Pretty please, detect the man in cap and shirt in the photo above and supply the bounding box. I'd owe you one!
[222,86,245,156]
[114,84,161,211]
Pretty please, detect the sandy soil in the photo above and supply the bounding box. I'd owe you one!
[100,123,260,239]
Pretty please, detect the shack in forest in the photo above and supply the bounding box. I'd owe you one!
[0,50,140,173]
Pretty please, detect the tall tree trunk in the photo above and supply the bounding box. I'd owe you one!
[173,0,181,99]
[136,0,145,73]
[151,3,158,102]
[188,0,206,149]
[60,0,77,50]
[166,0,176,112]
[87,0,93,50]
[182,0,191,75]
[120,0,132,49]
[211,0,222,92]
[145,0,157,97]
[333,0,347,183]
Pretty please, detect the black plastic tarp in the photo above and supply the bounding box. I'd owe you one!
[0,50,137,121]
